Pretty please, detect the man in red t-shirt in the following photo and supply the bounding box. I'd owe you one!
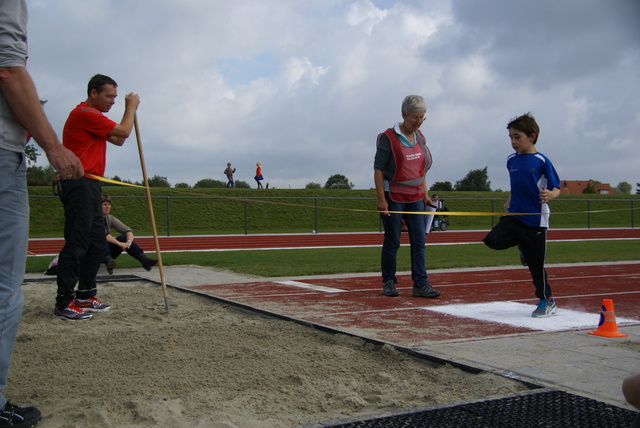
[54,74,140,321]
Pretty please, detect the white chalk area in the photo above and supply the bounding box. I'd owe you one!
[275,280,346,293]
[423,301,638,332]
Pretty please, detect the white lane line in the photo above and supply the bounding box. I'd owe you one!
[275,280,345,293]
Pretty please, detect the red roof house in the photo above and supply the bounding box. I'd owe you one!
[559,180,614,194]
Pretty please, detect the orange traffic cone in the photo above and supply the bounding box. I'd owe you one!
[588,299,628,338]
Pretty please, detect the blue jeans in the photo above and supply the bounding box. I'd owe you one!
[380,193,428,288]
[105,235,144,260]
[56,177,104,308]
[0,149,28,408]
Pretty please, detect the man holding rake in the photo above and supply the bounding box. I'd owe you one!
[54,74,140,321]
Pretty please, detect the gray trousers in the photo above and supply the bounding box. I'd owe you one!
[0,150,28,409]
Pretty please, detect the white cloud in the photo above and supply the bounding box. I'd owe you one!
[280,57,329,91]
[347,0,388,33]
[22,0,640,191]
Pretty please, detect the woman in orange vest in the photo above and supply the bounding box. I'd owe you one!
[373,95,440,299]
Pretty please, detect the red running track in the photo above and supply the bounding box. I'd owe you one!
[185,263,640,347]
[28,229,639,346]
[28,228,640,255]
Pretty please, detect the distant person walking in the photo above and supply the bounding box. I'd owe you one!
[224,162,236,188]
[255,162,264,189]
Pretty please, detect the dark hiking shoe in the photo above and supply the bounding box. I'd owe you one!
[412,284,441,298]
[137,253,158,271]
[382,280,399,297]
[0,401,41,427]
[103,256,116,275]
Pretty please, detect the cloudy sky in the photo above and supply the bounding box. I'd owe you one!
[25,0,639,191]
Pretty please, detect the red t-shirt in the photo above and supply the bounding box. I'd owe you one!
[62,102,117,177]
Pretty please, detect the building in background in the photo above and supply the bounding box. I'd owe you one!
[559,180,614,194]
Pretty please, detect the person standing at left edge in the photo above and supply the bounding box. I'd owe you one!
[1,0,84,425]
[374,95,441,299]
[54,75,140,320]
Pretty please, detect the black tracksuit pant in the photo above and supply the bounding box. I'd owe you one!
[483,216,552,300]
[56,177,104,309]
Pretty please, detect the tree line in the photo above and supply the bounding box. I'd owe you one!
[430,167,636,195]
[24,150,636,194]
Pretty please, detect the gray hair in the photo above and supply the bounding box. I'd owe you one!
[401,95,426,115]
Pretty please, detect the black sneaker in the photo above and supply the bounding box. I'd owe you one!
[412,284,441,298]
[0,401,41,427]
[382,280,399,297]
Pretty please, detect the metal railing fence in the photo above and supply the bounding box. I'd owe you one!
[29,196,637,237]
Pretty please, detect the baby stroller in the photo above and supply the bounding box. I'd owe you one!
[430,200,449,232]
[431,210,449,231]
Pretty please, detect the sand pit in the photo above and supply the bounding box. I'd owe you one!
[8,276,529,427]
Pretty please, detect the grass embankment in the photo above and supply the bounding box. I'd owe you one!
[27,186,640,237]
[27,186,639,275]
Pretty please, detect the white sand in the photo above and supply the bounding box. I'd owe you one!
[8,276,528,427]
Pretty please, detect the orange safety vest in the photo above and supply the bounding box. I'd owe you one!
[384,128,432,203]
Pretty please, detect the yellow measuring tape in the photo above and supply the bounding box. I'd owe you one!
[385,210,541,217]
[86,173,147,189]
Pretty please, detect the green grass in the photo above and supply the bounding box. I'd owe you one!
[27,186,639,237]
[26,240,639,276]
[26,186,639,276]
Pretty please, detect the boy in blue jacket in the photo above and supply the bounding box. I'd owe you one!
[483,113,561,318]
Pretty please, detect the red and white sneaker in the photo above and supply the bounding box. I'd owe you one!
[53,301,92,321]
[75,297,111,313]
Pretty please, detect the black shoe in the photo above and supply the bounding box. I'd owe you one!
[412,284,441,298]
[0,402,41,428]
[137,253,158,271]
[382,280,399,297]
[103,256,116,275]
